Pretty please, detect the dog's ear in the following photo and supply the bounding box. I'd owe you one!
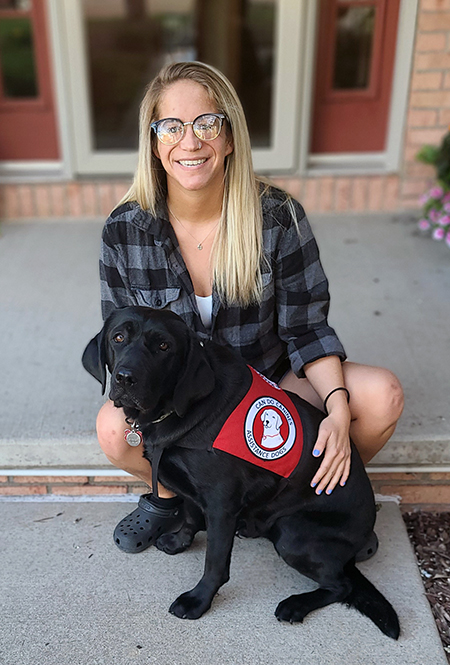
[172,336,215,418]
[82,328,108,395]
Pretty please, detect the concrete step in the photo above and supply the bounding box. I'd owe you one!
[0,498,446,665]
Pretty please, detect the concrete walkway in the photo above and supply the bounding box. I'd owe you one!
[0,212,449,662]
[0,499,447,665]
[0,212,449,469]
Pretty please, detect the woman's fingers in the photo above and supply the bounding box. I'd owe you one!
[310,419,351,494]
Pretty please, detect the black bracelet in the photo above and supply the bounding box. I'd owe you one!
[323,387,350,415]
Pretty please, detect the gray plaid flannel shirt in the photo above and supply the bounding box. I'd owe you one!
[100,189,346,381]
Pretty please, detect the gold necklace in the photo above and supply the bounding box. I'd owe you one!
[168,206,220,251]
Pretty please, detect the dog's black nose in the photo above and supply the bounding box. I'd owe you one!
[115,369,137,387]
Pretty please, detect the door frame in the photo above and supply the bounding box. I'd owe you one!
[299,0,419,175]
[48,0,306,177]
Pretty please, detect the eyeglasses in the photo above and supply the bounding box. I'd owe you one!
[151,113,227,146]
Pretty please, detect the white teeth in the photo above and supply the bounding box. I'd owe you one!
[178,159,207,166]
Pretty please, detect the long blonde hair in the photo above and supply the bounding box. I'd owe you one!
[118,61,267,307]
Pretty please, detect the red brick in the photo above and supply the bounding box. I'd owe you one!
[0,485,46,495]
[367,177,384,211]
[128,485,149,494]
[438,108,450,125]
[34,185,52,218]
[0,476,8,483]
[17,185,34,218]
[335,178,352,212]
[407,127,446,146]
[368,472,418,481]
[419,12,450,31]
[303,178,320,212]
[98,182,116,217]
[415,31,447,52]
[67,182,83,217]
[383,176,400,211]
[49,184,67,217]
[51,485,127,495]
[421,0,450,10]
[401,178,432,196]
[429,472,450,480]
[283,178,303,200]
[113,181,132,207]
[317,177,334,212]
[81,182,99,217]
[92,476,136,483]
[13,476,89,484]
[401,197,424,210]
[0,185,20,219]
[408,108,439,128]
[410,90,450,107]
[412,71,443,91]
[351,178,369,212]
[381,485,450,504]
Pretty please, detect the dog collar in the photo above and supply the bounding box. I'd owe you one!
[152,410,174,424]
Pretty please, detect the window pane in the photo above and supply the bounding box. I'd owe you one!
[0,17,38,98]
[0,1,31,9]
[333,6,375,90]
[82,0,275,151]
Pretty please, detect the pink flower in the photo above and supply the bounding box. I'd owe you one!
[442,192,450,203]
[438,214,450,226]
[429,208,440,222]
[446,232,450,248]
[444,202,450,213]
[419,193,430,205]
[432,227,445,240]
[430,186,444,199]
[418,219,431,231]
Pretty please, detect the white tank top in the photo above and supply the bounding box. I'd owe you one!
[195,294,213,330]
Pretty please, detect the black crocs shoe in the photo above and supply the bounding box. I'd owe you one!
[113,494,185,553]
[355,531,379,562]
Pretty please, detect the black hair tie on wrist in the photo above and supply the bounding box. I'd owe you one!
[323,387,350,415]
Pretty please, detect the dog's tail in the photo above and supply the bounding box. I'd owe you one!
[343,563,400,639]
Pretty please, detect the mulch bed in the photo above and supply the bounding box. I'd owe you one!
[403,512,450,662]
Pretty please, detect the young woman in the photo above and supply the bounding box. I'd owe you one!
[96,61,404,556]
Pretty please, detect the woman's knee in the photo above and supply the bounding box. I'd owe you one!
[96,401,129,462]
[349,365,404,428]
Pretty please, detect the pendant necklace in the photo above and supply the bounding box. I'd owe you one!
[168,206,220,250]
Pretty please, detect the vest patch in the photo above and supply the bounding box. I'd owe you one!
[213,367,303,477]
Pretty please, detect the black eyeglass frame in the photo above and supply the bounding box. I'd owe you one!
[150,113,227,145]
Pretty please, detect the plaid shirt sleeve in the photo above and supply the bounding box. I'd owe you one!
[99,212,138,319]
[270,197,346,377]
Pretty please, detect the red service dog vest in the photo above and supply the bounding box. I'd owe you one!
[213,367,303,477]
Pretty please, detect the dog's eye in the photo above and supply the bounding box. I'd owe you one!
[113,333,125,343]
[159,342,169,351]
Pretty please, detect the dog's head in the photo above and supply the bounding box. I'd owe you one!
[82,306,215,419]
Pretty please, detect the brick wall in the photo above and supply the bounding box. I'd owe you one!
[400,0,450,209]
[1,473,449,509]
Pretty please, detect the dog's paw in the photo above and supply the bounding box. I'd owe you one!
[275,595,307,624]
[155,525,195,555]
[169,591,212,620]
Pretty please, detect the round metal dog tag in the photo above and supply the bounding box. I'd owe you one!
[124,429,143,447]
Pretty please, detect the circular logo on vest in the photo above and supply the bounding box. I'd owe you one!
[244,397,296,461]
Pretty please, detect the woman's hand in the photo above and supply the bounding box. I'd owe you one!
[310,407,352,495]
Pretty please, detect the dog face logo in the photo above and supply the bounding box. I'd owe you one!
[260,409,285,448]
[245,398,296,461]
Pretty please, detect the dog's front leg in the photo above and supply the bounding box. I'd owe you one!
[169,510,237,619]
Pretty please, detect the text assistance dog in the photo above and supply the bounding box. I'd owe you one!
[82,306,399,638]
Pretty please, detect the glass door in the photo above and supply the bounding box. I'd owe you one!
[56,0,304,174]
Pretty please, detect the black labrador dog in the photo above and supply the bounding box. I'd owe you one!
[82,306,399,638]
